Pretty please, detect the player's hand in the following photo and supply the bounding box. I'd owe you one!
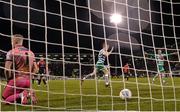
[109,47,114,55]
[171,52,178,55]
[144,52,148,56]
[111,47,114,52]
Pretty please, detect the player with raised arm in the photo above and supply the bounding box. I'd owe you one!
[37,57,48,86]
[2,34,38,104]
[146,49,177,84]
[82,42,113,87]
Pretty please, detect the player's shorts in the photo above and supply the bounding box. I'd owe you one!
[39,68,46,74]
[95,62,106,72]
[158,65,165,72]
[124,73,130,77]
[2,76,30,100]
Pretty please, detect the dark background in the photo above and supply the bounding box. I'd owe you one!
[0,0,180,76]
[0,0,179,52]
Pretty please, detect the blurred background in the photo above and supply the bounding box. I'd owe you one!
[0,0,179,78]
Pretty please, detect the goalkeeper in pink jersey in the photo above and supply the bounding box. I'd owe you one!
[2,34,38,105]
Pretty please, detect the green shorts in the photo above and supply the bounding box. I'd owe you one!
[158,65,165,72]
[96,62,106,72]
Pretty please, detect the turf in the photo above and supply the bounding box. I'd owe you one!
[1,77,180,111]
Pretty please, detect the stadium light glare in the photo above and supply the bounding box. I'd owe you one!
[110,13,122,24]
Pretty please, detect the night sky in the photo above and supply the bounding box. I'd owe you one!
[0,0,180,55]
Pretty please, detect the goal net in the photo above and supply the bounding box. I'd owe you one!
[0,0,180,111]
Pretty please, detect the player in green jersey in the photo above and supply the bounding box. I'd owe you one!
[146,49,177,84]
[82,42,113,87]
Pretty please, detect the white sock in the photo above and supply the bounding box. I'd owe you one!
[163,80,165,83]
[105,74,109,85]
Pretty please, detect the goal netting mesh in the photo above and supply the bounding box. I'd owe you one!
[0,0,180,111]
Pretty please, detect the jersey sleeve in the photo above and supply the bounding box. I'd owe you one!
[162,53,168,57]
[147,53,155,58]
[6,50,13,61]
[164,53,175,56]
[148,53,155,56]
[100,49,105,55]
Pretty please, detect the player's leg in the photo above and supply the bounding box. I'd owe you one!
[16,77,37,104]
[4,93,21,104]
[159,66,166,84]
[126,73,129,81]
[42,69,48,85]
[124,73,127,80]
[3,77,31,104]
[83,68,96,80]
[161,72,166,84]
[124,73,129,81]
[2,79,16,101]
[29,90,37,104]
[42,76,47,85]
[152,73,159,83]
[161,73,166,84]
[5,90,29,104]
[38,75,42,86]
[32,75,35,84]
[103,66,110,87]
[152,65,162,83]
[38,69,43,86]
[14,77,30,104]
[81,68,96,85]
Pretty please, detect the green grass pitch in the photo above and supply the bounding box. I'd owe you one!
[1,77,180,111]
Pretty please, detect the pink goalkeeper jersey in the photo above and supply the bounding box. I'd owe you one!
[6,45,35,78]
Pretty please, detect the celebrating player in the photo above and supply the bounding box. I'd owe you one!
[82,42,113,87]
[123,63,130,81]
[37,57,48,86]
[2,34,38,104]
[146,49,177,84]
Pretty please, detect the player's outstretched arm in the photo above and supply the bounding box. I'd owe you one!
[156,48,166,50]
[110,47,114,53]
[106,47,114,56]
[168,52,178,55]
[144,52,155,57]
